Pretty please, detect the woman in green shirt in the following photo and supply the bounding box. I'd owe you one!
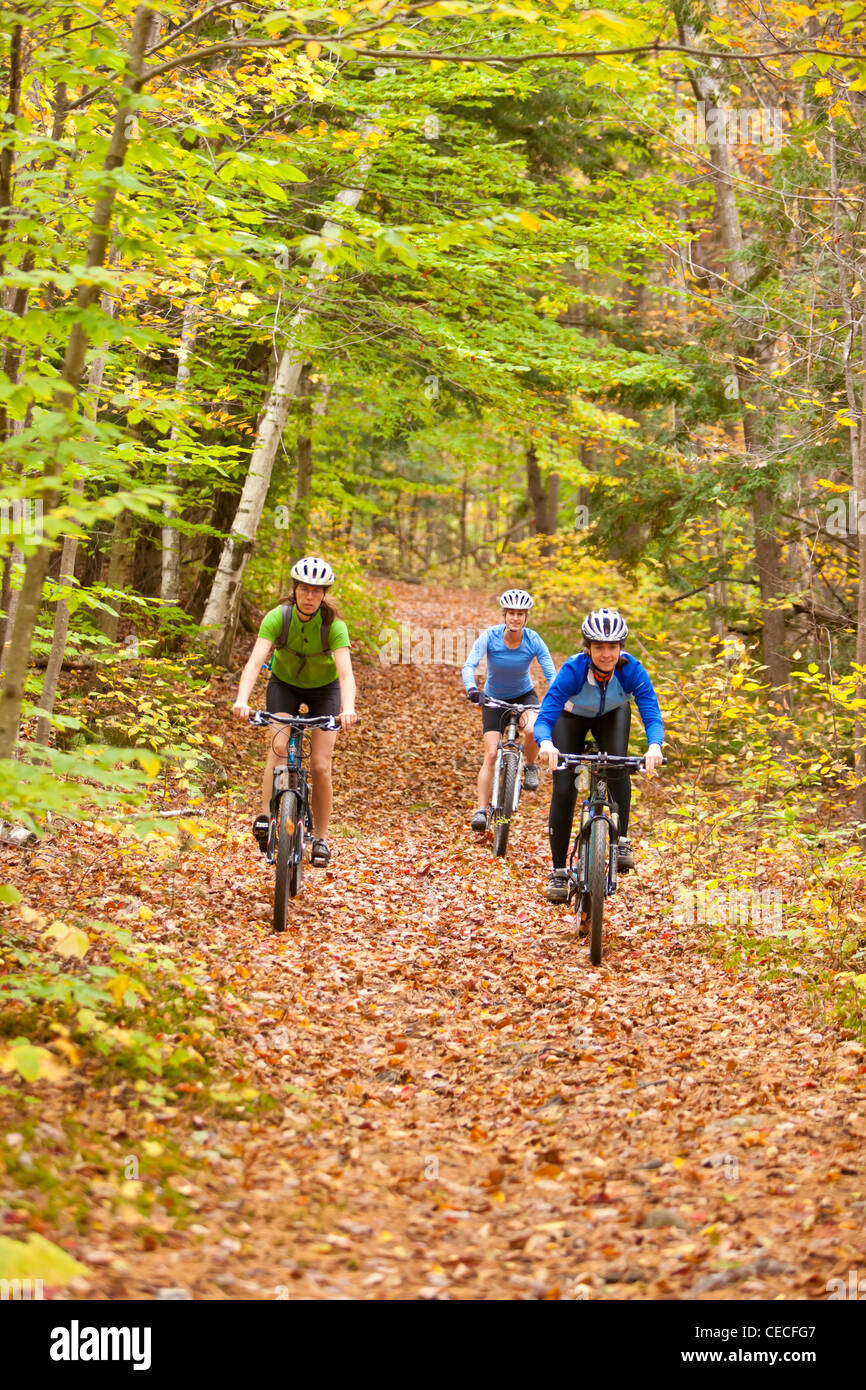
[233,557,357,867]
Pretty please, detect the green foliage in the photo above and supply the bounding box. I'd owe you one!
[0,748,155,835]
[0,910,215,1087]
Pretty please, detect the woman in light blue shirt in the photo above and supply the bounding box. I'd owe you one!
[462,589,557,832]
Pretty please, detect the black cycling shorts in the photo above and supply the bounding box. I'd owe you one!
[481,687,539,735]
[266,674,341,720]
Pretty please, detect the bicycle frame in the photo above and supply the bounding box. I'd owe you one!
[559,748,648,902]
[251,712,338,862]
[489,701,528,820]
[568,761,621,899]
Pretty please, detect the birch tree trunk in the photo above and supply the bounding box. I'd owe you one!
[200,130,378,664]
[290,363,313,557]
[0,3,153,760]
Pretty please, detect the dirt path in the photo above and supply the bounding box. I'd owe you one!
[5,585,865,1300]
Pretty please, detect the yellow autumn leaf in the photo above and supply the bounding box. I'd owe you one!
[75,1007,106,1034]
[0,1233,88,1285]
[42,921,90,959]
[52,1038,82,1067]
[829,100,854,124]
[136,751,161,777]
[814,78,833,96]
[18,903,46,926]
[814,478,850,492]
[106,974,132,1008]
[138,905,153,922]
[519,210,540,232]
[103,1025,136,1047]
[0,1042,69,1083]
[305,41,321,60]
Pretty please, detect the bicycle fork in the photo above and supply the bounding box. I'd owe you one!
[576,805,621,895]
[489,744,523,823]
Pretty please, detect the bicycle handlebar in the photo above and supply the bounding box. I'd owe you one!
[467,694,534,712]
[555,751,667,772]
[251,711,341,731]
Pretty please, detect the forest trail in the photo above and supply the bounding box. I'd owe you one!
[5,585,865,1300]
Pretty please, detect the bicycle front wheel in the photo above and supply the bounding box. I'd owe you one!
[273,791,299,932]
[289,804,304,898]
[492,750,519,857]
[587,817,609,966]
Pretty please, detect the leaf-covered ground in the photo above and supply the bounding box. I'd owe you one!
[1,585,865,1300]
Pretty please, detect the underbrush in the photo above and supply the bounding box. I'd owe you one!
[0,908,217,1096]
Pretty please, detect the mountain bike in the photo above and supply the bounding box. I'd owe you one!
[557,745,666,966]
[250,710,339,932]
[480,697,534,858]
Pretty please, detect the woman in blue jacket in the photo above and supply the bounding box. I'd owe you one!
[462,589,557,832]
[534,608,664,901]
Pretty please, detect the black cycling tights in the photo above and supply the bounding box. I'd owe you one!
[548,703,632,868]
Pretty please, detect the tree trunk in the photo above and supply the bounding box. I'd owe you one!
[0,3,153,760]
[526,442,558,553]
[829,114,866,827]
[35,295,114,745]
[459,462,468,576]
[290,363,313,557]
[97,354,145,643]
[161,298,199,604]
[0,547,24,677]
[97,508,135,645]
[676,9,790,705]
[200,130,378,664]
[856,321,866,828]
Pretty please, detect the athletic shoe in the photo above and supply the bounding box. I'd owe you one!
[523,763,539,791]
[253,814,270,853]
[310,837,331,867]
[471,810,488,833]
[545,870,569,903]
[617,838,634,872]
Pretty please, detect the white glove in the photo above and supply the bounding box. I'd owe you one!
[538,740,559,771]
[645,743,663,775]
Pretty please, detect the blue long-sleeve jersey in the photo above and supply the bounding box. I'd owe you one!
[534,651,664,747]
[462,625,557,700]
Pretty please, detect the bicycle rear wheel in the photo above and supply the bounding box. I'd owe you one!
[492,750,519,857]
[273,791,298,932]
[587,817,608,965]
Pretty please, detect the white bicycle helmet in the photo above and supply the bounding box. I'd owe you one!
[499,588,533,610]
[291,555,335,586]
[582,608,628,643]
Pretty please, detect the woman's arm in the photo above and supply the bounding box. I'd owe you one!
[233,637,273,720]
[334,646,358,730]
[532,631,557,687]
[461,629,489,693]
[626,660,664,773]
